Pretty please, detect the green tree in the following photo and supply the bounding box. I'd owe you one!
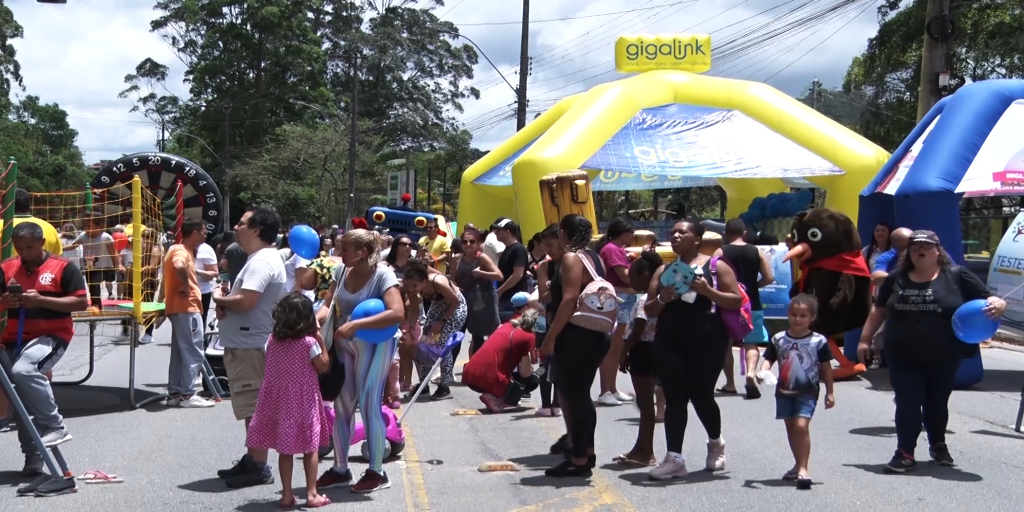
[231,122,384,225]
[842,0,1024,151]
[0,2,23,116]
[0,96,91,191]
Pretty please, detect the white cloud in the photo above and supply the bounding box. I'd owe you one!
[7,0,880,163]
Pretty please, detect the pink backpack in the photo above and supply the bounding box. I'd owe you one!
[708,256,754,341]
[569,251,622,335]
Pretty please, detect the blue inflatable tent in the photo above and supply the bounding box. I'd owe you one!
[856,79,1024,387]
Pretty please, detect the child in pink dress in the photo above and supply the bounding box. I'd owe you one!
[246,293,332,508]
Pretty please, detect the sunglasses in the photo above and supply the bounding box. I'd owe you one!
[461,238,479,245]
[396,241,412,248]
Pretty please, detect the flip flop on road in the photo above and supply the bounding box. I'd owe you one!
[78,470,123,484]
[715,387,738,394]
[612,454,656,467]
[744,383,762,399]
[306,496,332,508]
[782,469,799,481]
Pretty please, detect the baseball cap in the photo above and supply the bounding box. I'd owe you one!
[491,217,512,229]
[510,291,531,309]
[909,230,939,245]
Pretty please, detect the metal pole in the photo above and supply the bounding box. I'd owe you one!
[516,0,530,130]
[427,166,433,211]
[347,55,359,229]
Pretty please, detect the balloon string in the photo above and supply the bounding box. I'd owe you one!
[999,280,1024,300]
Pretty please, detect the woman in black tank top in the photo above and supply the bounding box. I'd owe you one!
[539,215,609,478]
[718,219,774,399]
[644,219,744,480]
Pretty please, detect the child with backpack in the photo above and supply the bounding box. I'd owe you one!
[756,293,835,490]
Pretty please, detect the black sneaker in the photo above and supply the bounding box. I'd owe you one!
[225,463,274,488]
[929,443,954,466]
[17,476,50,496]
[33,476,77,497]
[544,459,592,478]
[217,454,252,479]
[550,434,570,455]
[884,450,916,473]
[430,385,452,401]
[0,418,12,432]
[21,453,45,477]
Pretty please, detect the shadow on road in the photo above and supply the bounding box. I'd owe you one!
[233,487,373,510]
[0,469,31,488]
[518,474,591,489]
[843,463,983,482]
[742,478,818,489]
[508,453,559,470]
[618,471,729,487]
[964,369,1024,393]
[179,477,236,494]
[849,425,954,438]
[971,428,1024,441]
[53,384,164,418]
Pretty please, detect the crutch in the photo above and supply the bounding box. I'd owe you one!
[399,332,464,424]
[0,307,76,496]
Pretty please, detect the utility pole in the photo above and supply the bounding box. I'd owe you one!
[159,121,166,152]
[222,103,232,231]
[916,0,952,121]
[811,78,821,110]
[347,54,360,229]
[515,0,530,131]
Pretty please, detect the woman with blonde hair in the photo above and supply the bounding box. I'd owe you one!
[314,229,405,494]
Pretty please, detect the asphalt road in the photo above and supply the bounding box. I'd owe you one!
[3,319,1024,511]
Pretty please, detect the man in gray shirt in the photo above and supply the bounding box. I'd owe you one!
[212,206,286,488]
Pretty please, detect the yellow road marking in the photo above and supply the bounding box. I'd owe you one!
[533,419,637,512]
[400,426,430,512]
[510,489,594,512]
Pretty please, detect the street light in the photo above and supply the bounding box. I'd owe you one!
[291,95,359,230]
[432,26,519,98]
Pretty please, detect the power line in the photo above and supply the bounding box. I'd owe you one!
[437,0,466,20]
[763,0,876,81]
[453,1,697,26]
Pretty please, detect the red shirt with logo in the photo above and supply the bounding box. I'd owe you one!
[0,254,87,345]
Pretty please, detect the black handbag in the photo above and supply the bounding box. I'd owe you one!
[318,343,346,401]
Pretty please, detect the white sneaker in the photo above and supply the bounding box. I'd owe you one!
[551,408,562,417]
[178,395,215,408]
[165,396,181,407]
[597,392,622,406]
[706,438,726,471]
[139,334,154,345]
[650,453,688,480]
[534,408,552,417]
[613,391,635,402]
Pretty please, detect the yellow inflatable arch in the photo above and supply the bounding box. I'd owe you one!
[458,70,891,239]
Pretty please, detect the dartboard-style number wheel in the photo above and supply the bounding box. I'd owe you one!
[91,152,224,236]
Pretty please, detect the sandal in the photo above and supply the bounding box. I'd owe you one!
[716,387,738,394]
[80,470,124,484]
[306,495,332,508]
[796,476,813,490]
[782,469,798,481]
[279,497,298,509]
[612,454,656,467]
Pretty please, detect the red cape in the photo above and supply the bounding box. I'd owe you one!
[797,250,871,292]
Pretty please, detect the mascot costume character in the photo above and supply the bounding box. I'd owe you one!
[784,208,872,379]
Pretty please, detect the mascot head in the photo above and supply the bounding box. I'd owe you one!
[785,209,862,265]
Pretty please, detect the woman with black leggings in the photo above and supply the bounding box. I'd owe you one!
[539,214,608,478]
[645,219,743,480]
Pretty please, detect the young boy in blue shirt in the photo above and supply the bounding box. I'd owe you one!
[757,293,835,489]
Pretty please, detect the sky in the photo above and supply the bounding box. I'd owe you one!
[7,0,883,164]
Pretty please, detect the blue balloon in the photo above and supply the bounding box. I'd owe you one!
[765,200,783,219]
[748,197,768,217]
[952,299,1000,344]
[785,198,805,217]
[289,224,321,260]
[796,189,813,204]
[352,299,399,344]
